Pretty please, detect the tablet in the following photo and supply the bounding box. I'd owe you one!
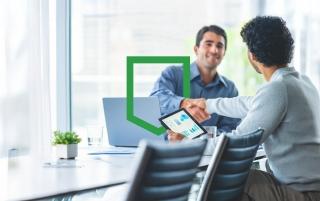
[159,108,207,139]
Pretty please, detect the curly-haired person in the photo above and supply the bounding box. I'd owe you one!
[185,16,320,200]
[235,16,320,201]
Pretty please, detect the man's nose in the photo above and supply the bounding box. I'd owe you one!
[209,46,218,54]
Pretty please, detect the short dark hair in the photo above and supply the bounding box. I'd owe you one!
[195,25,228,50]
[240,16,294,66]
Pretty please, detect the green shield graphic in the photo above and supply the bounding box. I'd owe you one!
[126,56,190,136]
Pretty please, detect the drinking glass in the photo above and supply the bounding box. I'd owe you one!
[86,125,103,146]
[202,126,218,155]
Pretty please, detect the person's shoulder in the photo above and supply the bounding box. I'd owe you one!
[258,80,287,98]
[219,74,236,87]
[254,81,288,110]
[164,65,183,73]
[264,80,286,90]
[161,65,183,77]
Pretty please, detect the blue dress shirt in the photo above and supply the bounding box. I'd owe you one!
[150,62,240,133]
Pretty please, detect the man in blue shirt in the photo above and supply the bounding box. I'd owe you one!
[150,25,240,140]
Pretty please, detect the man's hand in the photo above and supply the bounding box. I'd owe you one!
[180,98,210,122]
[187,98,207,110]
[167,130,185,142]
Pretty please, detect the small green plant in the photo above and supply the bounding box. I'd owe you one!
[52,131,81,145]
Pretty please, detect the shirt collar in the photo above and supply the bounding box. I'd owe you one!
[190,62,228,87]
[190,62,200,80]
[270,67,298,81]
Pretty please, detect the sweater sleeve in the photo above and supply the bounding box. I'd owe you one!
[206,96,253,119]
[207,81,288,143]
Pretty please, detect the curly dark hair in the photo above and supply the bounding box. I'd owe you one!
[196,25,227,50]
[240,16,294,66]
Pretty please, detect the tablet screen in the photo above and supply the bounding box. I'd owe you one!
[159,108,206,139]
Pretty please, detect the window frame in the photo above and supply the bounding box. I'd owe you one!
[56,0,72,131]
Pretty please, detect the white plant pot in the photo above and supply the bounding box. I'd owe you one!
[56,144,78,159]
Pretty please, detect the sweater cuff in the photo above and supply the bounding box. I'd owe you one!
[206,99,217,114]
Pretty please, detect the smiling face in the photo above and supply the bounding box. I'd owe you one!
[194,31,226,70]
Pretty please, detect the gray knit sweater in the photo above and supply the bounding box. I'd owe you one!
[207,67,320,191]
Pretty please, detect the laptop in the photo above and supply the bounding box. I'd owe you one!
[103,97,164,147]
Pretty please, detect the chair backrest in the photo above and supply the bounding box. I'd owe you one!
[196,135,228,201]
[124,138,207,201]
[197,128,264,201]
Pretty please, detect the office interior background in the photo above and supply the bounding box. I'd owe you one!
[0,0,319,157]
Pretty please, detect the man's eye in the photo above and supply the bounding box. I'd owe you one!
[217,44,224,49]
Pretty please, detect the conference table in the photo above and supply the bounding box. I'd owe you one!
[0,147,265,201]
[1,153,133,201]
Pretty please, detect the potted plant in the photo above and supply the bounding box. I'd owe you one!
[52,131,81,159]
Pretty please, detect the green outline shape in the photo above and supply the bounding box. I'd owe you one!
[127,56,190,136]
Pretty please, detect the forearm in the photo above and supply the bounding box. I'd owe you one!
[151,90,184,114]
[150,66,185,115]
[206,96,253,119]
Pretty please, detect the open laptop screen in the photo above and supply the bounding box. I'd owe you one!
[103,97,164,147]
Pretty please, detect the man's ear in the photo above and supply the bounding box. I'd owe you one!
[248,51,257,62]
[194,45,198,55]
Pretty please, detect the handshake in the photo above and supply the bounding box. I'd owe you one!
[180,98,210,123]
[168,98,211,142]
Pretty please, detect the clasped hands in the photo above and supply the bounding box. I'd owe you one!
[168,98,210,142]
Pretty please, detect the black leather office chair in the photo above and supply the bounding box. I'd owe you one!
[123,139,207,201]
[197,128,264,201]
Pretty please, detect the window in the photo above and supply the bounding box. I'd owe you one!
[71,0,263,145]
[71,0,320,145]
[0,0,54,157]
